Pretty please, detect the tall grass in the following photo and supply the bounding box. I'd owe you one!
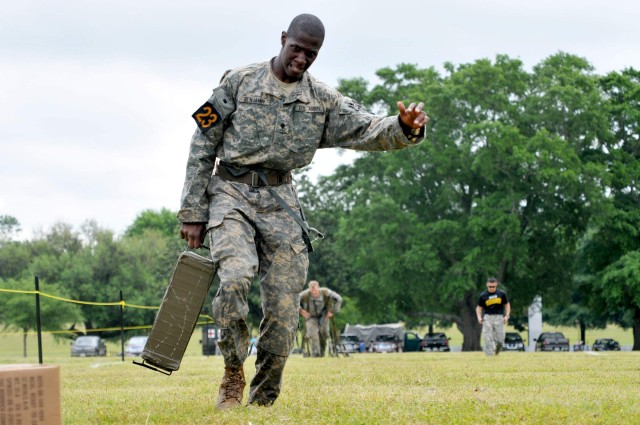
[1,332,638,424]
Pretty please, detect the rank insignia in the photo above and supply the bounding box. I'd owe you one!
[192,102,221,131]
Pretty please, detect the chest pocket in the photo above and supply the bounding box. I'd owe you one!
[226,94,278,156]
[284,104,326,164]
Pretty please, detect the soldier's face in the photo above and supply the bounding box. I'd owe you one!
[310,286,320,297]
[276,31,322,83]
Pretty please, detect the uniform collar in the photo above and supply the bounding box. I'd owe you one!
[264,59,313,104]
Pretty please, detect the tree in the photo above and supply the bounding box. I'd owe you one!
[0,240,31,281]
[26,221,180,338]
[598,252,640,349]
[0,277,82,357]
[318,54,608,350]
[577,68,640,350]
[0,215,21,242]
[125,208,180,239]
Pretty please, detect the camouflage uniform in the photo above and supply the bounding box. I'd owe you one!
[481,314,505,356]
[299,287,342,357]
[178,60,425,406]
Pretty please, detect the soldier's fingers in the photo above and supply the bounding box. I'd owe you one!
[416,112,429,126]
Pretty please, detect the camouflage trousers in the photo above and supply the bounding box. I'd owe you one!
[482,314,505,356]
[207,176,309,403]
[305,317,329,357]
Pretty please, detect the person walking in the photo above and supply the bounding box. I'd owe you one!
[299,280,342,357]
[476,278,511,356]
[179,13,428,408]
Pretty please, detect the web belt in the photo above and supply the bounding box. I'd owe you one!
[215,163,324,252]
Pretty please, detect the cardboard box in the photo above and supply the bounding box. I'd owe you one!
[0,364,61,425]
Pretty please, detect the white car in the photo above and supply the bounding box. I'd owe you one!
[339,335,360,353]
[124,336,148,356]
[369,335,400,353]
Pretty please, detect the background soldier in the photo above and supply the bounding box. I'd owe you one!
[179,13,428,408]
[476,277,511,356]
[299,280,342,357]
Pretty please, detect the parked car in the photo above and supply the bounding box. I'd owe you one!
[422,332,451,352]
[534,332,570,351]
[503,332,525,352]
[71,336,107,357]
[369,334,401,353]
[403,331,423,352]
[124,336,148,356]
[339,335,360,353]
[592,338,621,351]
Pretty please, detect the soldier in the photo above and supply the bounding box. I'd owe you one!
[299,280,342,357]
[179,13,428,408]
[476,278,511,356]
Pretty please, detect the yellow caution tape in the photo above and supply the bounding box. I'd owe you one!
[0,287,159,309]
[0,286,217,337]
[0,320,216,337]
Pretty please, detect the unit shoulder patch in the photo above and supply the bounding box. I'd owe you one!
[192,102,221,131]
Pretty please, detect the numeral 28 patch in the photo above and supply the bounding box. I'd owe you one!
[192,102,221,131]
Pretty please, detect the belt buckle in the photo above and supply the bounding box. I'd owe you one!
[250,171,260,187]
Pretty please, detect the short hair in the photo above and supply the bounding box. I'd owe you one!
[308,280,320,289]
[487,278,498,284]
[287,14,325,39]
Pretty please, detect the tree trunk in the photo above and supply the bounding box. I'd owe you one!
[457,291,482,351]
[633,308,640,351]
[580,321,586,345]
[22,330,28,358]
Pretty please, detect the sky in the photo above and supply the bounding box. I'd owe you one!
[1,0,638,240]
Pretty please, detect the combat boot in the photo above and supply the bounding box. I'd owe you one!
[495,342,503,355]
[216,366,246,409]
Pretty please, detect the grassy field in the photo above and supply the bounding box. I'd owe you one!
[1,332,639,424]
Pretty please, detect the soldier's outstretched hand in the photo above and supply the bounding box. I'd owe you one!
[398,101,429,129]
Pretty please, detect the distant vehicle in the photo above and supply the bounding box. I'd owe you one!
[339,335,360,353]
[422,332,451,352]
[403,331,423,352]
[124,336,148,356]
[343,323,404,352]
[534,332,570,352]
[503,332,525,352]
[71,336,107,357]
[592,338,621,351]
[370,335,401,353]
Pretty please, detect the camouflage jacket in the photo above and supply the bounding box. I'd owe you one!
[178,60,426,223]
[299,288,342,318]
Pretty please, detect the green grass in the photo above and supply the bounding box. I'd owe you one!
[1,332,639,424]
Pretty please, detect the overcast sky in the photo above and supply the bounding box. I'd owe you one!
[1,0,638,240]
